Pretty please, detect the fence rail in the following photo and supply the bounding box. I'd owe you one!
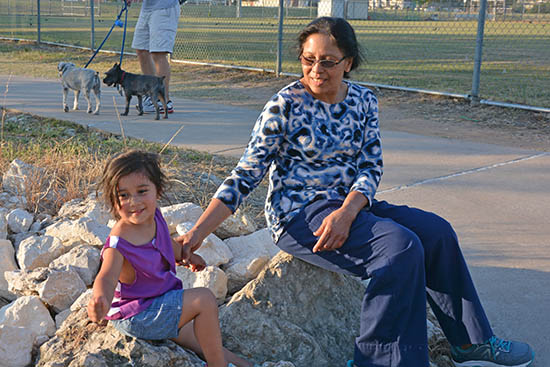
[0,0,549,111]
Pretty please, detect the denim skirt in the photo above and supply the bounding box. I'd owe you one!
[111,288,184,340]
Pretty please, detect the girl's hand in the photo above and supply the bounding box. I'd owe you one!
[312,208,355,253]
[175,243,193,266]
[87,295,110,323]
[187,253,206,272]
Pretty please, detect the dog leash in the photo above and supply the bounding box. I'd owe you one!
[84,0,128,69]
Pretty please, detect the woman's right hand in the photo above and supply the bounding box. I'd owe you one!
[175,229,205,261]
[175,198,233,260]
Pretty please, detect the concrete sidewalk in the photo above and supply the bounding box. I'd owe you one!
[2,74,550,365]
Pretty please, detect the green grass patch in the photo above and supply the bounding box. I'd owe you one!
[0,3,548,107]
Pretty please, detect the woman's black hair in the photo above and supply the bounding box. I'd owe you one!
[297,17,365,78]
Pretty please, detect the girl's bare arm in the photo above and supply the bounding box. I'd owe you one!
[87,248,124,322]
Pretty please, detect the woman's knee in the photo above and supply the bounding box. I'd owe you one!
[417,211,457,242]
[419,212,462,260]
[383,223,425,272]
[368,223,425,287]
[379,219,423,253]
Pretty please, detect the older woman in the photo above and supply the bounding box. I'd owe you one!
[178,17,534,367]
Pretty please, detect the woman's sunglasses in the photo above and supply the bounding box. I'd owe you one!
[299,55,347,69]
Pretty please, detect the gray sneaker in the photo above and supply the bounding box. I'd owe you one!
[451,335,534,367]
[157,99,174,114]
[137,96,156,113]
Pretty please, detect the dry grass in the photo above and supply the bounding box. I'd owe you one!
[0,109,267,226]
[22,151,106,215]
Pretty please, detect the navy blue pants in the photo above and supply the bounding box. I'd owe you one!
[277,199,493,367]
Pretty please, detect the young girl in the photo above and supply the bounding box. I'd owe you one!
[87,149,253,367]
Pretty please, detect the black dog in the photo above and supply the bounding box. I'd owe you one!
[103,63,168,120]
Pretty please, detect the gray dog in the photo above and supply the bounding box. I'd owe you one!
[103,63,168,120]
[57,62,101,115]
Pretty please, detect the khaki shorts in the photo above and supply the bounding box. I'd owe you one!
[131,4,180,53]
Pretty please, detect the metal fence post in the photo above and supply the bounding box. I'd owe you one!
[91,0,95,51]
[470,0,487,105]
[236,0,241,18]
[37,0,41,44]
[276,0,284,76]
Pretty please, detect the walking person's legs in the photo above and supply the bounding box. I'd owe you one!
[131,3,179,113]
[277,199,430,367]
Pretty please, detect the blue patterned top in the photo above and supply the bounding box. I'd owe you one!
[214,80,383,242]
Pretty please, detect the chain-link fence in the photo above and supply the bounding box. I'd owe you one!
[1,0,549,110]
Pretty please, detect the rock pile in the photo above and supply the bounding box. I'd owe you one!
[0,159,453,367]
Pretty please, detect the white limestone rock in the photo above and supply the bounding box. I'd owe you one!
[36,308,206,367]
[177,222,232,267]
[214,208,257,240]
[0,295,56,342]
[57,198,84,218]
[49,245,101,286]
[220,252,452,367]
[0,324,34,367]
[37,267,87,313]
[10,231,35,253]
[0,207,8,239]
[161,202,204,233]
[6,208,34,234]
[5,267,86,313]
[176,266,228,302]
[17,235,66,270]
[44,217,109,247]
[55,308,71,330]
[43,219,78,243]
[5,267,49,297]
[0,239,18,300]
[55,289,93,330]
[70,289,92,312]
[223,228,280,292]
[58,193,111,226]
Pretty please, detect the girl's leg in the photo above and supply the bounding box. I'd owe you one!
[171,321,253,367]
[277,199,429,367]
[370,200,493,346]
[170,288,226,367]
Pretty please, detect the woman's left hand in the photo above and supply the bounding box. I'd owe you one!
[312,208,355,252]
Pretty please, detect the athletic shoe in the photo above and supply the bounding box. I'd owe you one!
[157,100,174,114]
[137,96,157,113]
[451,335,534,367]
